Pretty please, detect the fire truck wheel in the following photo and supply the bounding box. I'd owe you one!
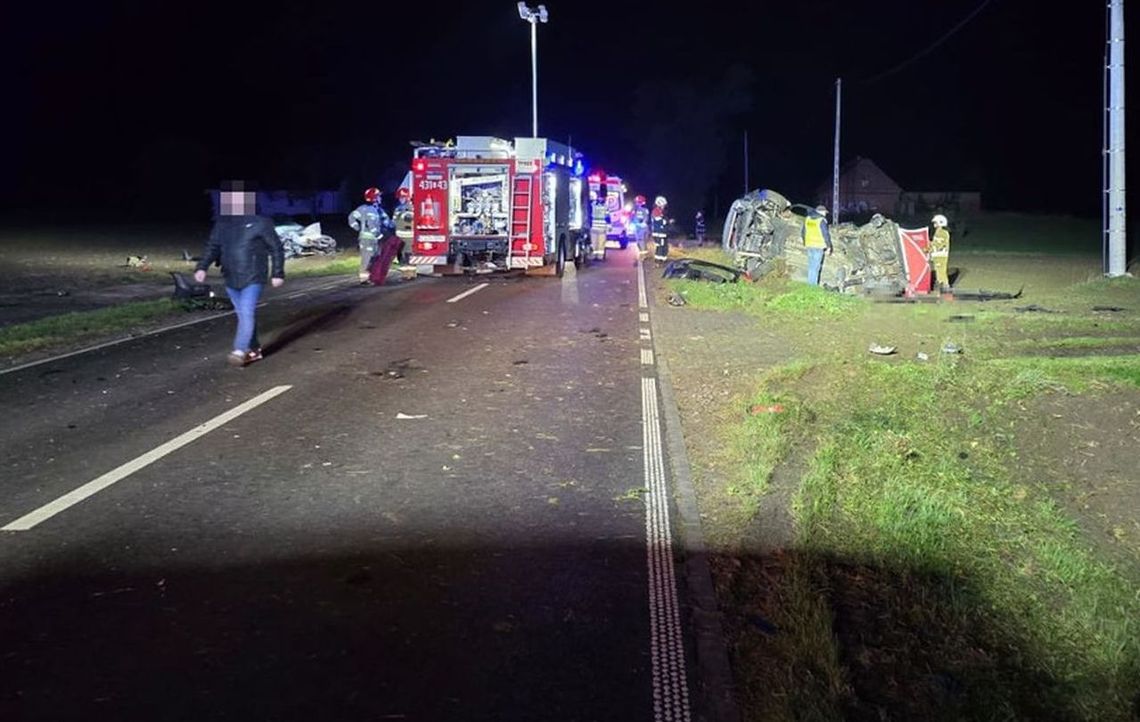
[555,241,566,278]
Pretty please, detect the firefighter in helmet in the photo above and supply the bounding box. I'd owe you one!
[930,213,951,291]
[393,187,414,265]
[651,195,670,262]
[348,187,393,284]
[631,195,650,257]
[589,190,608,260]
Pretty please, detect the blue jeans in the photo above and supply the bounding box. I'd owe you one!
[225,284,262,353]
[806,247,824,285]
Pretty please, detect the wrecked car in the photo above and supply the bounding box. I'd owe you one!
[721,189,918,295]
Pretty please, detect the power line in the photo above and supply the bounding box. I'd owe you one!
[859,0,997,86]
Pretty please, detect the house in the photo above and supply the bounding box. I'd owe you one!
[816,157,982,219]
[815,157,902,217]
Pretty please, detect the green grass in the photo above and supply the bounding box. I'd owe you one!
[0,299,188,357]
[954,213,1102,255]
[668,277,862,322]
[740,356,1140,720]
[286,255,360,278]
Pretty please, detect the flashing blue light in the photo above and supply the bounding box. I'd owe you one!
[574,160,584,176]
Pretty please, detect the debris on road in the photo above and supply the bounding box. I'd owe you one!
[917,352,930,361]
[869,344,897,355]
[748,403,785,415]
[1014,304,1060,313]
[396,413,427,420]
[942,342,963,354]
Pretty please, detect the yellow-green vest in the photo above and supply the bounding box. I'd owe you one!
[803,217,827,248]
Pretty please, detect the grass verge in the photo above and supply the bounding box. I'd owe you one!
[0,299,190,358]
[717,354,1140,720]
[286,255,360,278]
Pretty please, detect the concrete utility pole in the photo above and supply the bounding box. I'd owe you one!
[833,78,842,221]
[1106,0,1128,276]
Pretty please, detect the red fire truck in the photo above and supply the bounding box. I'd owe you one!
[405,136,591,276]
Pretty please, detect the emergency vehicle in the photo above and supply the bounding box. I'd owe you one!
[405,136,590,276]
[588,172,632,249]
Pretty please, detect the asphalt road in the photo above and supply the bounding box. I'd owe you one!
[0,252,698,722]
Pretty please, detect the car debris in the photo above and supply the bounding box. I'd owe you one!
[169,272,232,310]
[941,342,962,354]
[1014,304,1059,313]
[947,314,975,322]
[661,258,743,283]
[666,292,687,307]
[274,221,338,260]
[1092,305,1127,312]
[869,344,897,355]
[949,287,1024,301]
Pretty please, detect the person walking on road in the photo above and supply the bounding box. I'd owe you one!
[930,213,952,291]
[195,183,285,367]
[349,187,392,284]
[801,205,832,285]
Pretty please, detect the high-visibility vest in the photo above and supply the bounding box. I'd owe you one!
[803,217,827,248]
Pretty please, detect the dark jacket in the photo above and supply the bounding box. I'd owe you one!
[197,215,285,290]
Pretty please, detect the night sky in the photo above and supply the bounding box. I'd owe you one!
[4,0,1135,221]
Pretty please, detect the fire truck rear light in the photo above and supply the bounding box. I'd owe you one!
[423,242,434,250]
[522,243,535,251]
[414,160,425,172]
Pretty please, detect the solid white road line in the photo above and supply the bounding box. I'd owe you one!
[638,260,649,310]
[643,376,692,722]
[445,283,490,304]
[1,385,293,532]
[638,260,691,722]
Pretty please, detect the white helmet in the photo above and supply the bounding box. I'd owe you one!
[932,214,948,228]
[654,196,667,207]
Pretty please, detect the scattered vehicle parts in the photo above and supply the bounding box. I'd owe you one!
[169,272,232,310]
[942,342,962,354]
[869,344,897,355]
[1014,304,1059,313]
[1093,305,1127,312]
[949,287,1024,301]
[947,314,975,322]
[274,221,338,260]
[661,258,743,283]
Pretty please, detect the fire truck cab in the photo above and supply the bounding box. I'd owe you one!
[406,136,589,276]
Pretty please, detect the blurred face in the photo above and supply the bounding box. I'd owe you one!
[221,191,256,215]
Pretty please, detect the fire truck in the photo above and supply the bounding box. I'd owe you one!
[405,136,590,276]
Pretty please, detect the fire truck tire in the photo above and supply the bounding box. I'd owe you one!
[554,241,566,278]
[573,247,586,270]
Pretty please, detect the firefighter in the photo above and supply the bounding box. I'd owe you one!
[651,195,669,262]
[589,190,608,260]
[393,187,414,265]
[632,195,650,257]
[801,205,832,285]
[695,210,707,245]
[348,187,392,284]
[930,213,951,291]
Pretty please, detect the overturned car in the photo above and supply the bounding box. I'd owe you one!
[721,189,925,295]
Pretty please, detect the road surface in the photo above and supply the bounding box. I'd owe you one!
[0,253,701,721]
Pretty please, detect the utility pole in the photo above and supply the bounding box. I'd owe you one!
[833,78,842,222]
[1106,0,1128,276]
